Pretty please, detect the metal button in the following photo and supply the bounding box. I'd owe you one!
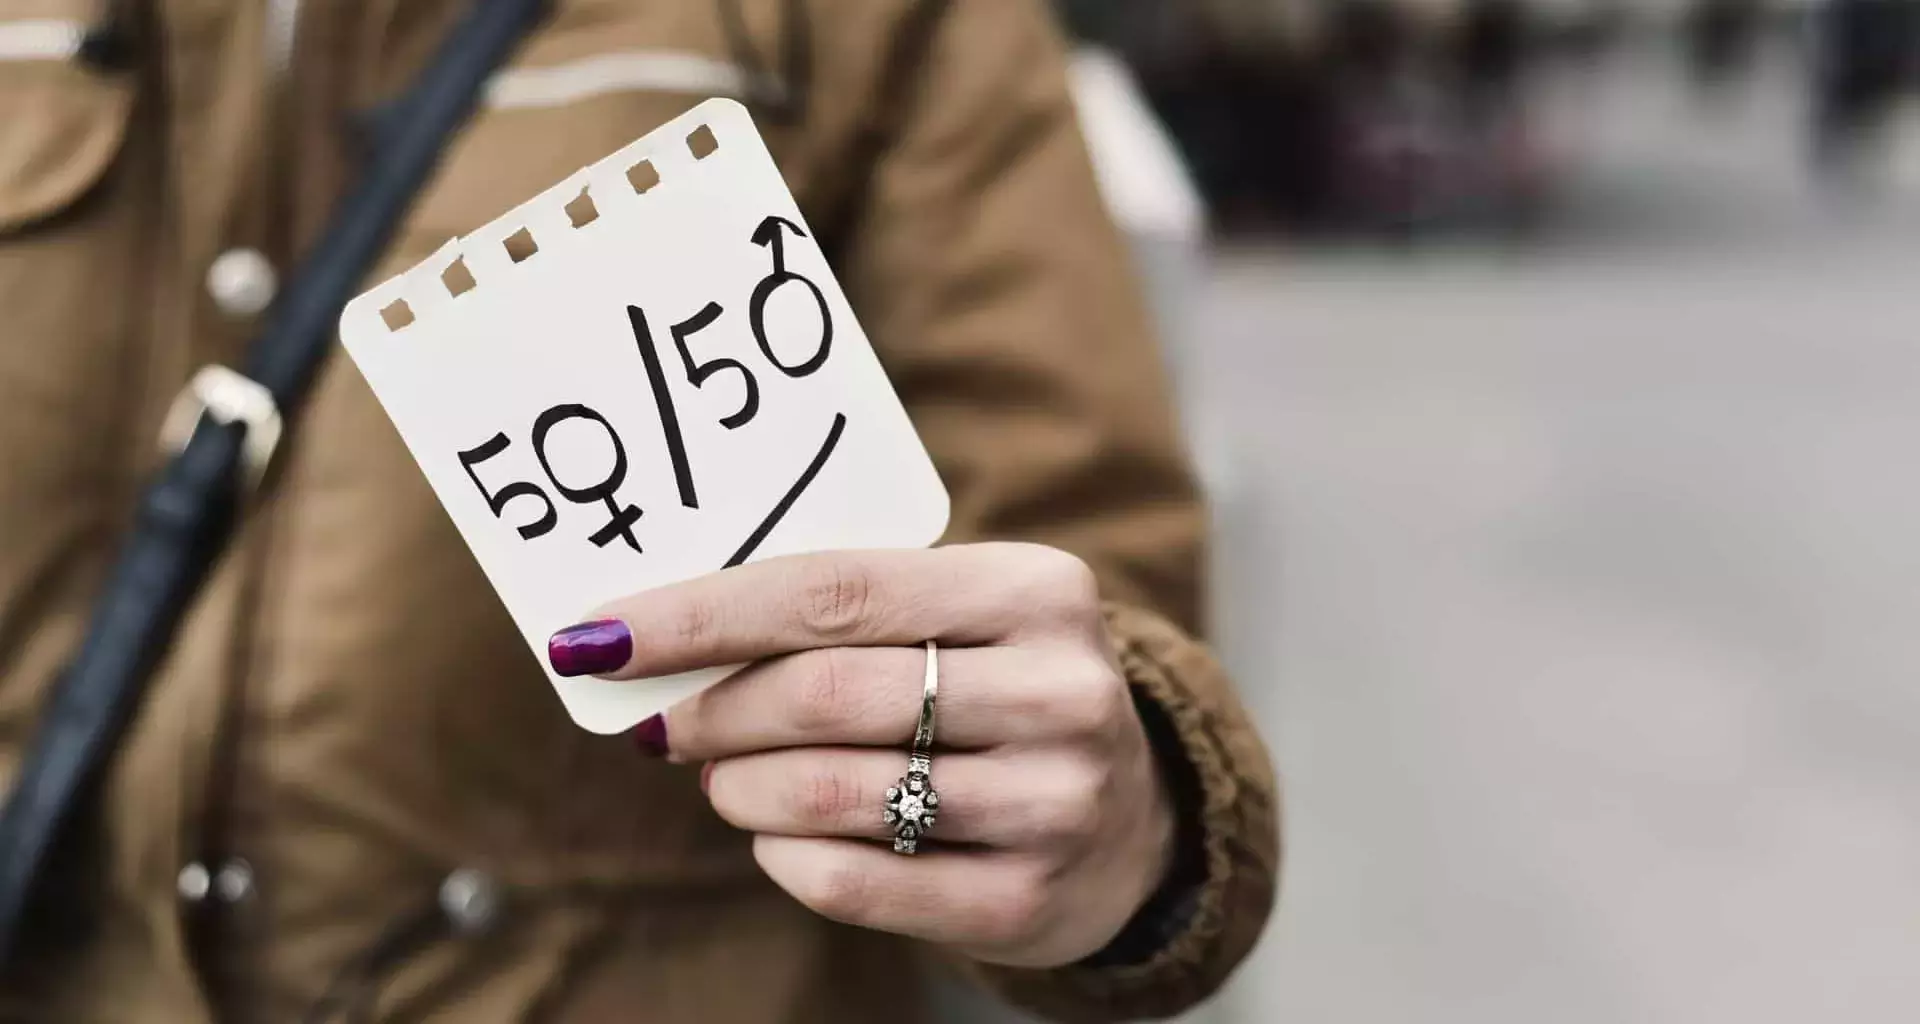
[212,858,254,903]
[206,248,278,318]
[176,862,212,903]
[438,869,502,935]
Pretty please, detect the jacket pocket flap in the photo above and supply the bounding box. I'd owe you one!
[0,24,134,232]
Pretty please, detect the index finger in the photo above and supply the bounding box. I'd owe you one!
[547,543,1082,681]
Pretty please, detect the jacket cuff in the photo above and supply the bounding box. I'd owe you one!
[960,602,1281,1022]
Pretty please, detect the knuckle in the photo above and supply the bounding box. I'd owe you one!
[1049,758,1112,844]
[805,857,874,924]
[790,648,858,732]
[1046,656,1128,738]
[793,561,877,642]
[980,868,1052,947]
[1083,670,1131,735]
[798,766,863,829]
[666,595,721,651]
[1021,547,1102,618]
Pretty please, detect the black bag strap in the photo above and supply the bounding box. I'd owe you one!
[0,0,550,961]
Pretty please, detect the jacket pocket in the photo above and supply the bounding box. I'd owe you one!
[0,17,134,232]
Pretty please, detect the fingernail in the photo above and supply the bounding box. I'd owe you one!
[632,714,669,758]
[548,619,632,678]
[699,761,715,794]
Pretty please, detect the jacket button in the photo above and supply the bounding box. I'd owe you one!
[439,869,502,935]
[206,248,278,318]
[212,858,255,902]
[176,862,212,903]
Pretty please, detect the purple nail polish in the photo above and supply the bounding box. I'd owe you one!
[548,619,632,678]
[632,714,669,758]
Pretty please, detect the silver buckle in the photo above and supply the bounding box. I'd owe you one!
[158,366,283,488]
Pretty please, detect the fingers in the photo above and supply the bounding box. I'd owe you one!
[707,748,1109,851]
[557,543,1101,680]
[665,642,1121,762]
[753,835,1064,960]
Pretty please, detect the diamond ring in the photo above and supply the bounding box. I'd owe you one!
[884,640,940,855]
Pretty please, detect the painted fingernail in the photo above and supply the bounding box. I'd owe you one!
[699,761,715,794]
[547,619,632,678]
[631,713,669,758]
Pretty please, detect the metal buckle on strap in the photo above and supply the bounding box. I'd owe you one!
[158,366,283,488]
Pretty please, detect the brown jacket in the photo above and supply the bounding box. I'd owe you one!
[0,1,1278,1020]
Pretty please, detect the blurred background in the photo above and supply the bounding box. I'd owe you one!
[943,0,1920,1021]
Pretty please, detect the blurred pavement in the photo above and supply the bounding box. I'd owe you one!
[1198,45,1920,1024]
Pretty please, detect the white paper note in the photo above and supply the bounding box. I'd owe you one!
[340,99,950,734]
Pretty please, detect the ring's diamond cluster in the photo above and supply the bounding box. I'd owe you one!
[883,772,940,854]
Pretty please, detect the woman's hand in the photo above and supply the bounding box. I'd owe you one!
[548,542,1177,968]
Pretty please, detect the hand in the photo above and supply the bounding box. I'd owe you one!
[551,543,1178,968]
